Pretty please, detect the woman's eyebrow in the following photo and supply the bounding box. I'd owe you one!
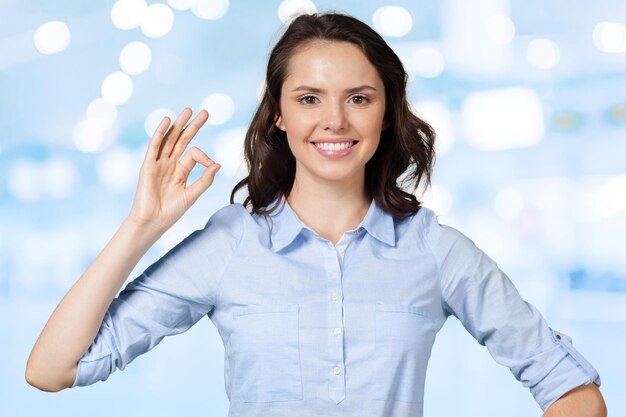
[291,85,377,93]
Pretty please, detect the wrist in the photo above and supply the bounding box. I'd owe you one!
[122,216,166,245]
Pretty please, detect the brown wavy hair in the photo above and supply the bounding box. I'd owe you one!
[229,11,436,219]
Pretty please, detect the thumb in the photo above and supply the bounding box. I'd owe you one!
[186,162,221,202]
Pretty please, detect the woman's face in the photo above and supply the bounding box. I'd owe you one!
[276,40,388,189]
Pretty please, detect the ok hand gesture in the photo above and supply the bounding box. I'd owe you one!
[128,108,221,235]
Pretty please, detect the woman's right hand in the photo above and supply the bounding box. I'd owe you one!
[127,108,221,235]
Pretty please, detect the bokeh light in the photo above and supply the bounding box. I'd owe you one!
[86,98,118,129]
[192,0,229,20]
[278,0,317,24]
[201,93,235,125]
[145,108,176,137]
[111,0,147,30]
[167,0,197,11]
[101,72,134,105]
[412,44,445,78]
[120,41,152,75]
[140,3,175,38]
[527,38,560,70]
[372,6,413,37]
[592,21,626,53]
[33,21,71,54]
[462,87,544,151]
[73,120,108,152]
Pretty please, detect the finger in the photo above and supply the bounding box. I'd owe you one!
[177,146,215,177]
[146,116,171,161]
[171,109,209,160]
[158,108,192,160]
[186,161,221,203]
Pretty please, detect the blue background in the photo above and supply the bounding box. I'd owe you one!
[2,0,624,415]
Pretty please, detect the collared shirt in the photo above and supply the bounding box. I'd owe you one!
[72,195,601,417]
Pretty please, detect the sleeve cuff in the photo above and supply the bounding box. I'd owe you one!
[532,329,601,412]
[70,312,121,388]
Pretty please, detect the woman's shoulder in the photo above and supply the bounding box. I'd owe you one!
[411,205,475,258]
[199,202,250,241]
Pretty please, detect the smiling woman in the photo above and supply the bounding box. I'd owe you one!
[26,11,606,417]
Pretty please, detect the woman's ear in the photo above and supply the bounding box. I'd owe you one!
[275,114,286,131]
[382,117,390,131]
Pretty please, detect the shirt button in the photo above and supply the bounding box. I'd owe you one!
[334,327,342,335]
[331,293,338,301]
[338,246,345,253]
[333,366,341,375]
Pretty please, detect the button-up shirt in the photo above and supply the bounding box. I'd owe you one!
[72,195,601,417]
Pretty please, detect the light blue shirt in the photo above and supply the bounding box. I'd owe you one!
[72,195,601,416]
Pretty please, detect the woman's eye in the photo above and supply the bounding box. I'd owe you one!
[351,95,369,104]
[299,96,318,105]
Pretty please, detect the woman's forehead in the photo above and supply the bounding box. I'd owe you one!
[282,41,382,88]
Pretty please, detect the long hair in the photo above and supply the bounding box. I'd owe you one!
[230,12,436,219]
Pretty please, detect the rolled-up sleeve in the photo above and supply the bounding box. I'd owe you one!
[424,211,601,411]
[71,203,245,388]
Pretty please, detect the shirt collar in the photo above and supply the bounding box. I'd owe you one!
[266,194,396,252]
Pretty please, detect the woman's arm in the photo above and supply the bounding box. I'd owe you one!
[25,108,220,392]
[25,218,163,392]
[543,384,607,417]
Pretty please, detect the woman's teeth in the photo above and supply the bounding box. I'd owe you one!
[314,141,354,151]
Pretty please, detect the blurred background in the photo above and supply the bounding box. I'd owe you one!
[1,0,624,415]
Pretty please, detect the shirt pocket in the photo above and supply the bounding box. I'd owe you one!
[229,304,303,403]
[372,303,437,403]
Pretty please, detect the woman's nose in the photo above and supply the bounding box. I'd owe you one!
[322,101,348,131]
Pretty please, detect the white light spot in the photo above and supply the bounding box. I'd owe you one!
[201,93,235,125]
[462,87,544,151]
[33,21,71,55]
[7,159,41,201]
[213,127,247,180]
[484,14,515,45]
[98,147,141,192]
[256,81,266,103]
[592,21,626,53]
[372,6,413,38]
[580,175,626,220]
[141,3,175,38]
[111,0,147,30]
[42,157,79,198]
[120,41,152,75]
[167,0,197,10]
[494,187,524,221]
[410,100,453,155]
[101,72,134,105]
[278,0,316,25]
[527,38,560,70]
[74,120,115,153]
[193,0,229,20]
[145,108,176,137]
[420,184,453,216]
[412,45,445,78]
[86,98,118,129]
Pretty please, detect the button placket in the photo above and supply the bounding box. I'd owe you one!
[324,242,346,404]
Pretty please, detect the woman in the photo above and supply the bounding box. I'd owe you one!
[26,12,606,417]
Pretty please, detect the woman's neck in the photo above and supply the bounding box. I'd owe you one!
[286,175,371,245]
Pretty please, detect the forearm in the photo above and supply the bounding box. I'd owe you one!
[543,383,607,417]
[25,218,162,392]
